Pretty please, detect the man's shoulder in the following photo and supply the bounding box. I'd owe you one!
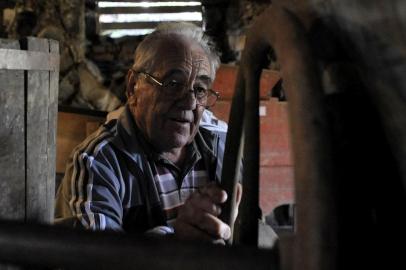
[197,110,228,157]
[199,109,228,134]
[71,119,119,161]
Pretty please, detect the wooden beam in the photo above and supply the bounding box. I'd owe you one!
[99,6,201,14]
[0,221,278,270]
[25,37,51,224]
[0,39,25,222]
[100,21,202,30]
[98,0,201,2]
[0,49,60,71]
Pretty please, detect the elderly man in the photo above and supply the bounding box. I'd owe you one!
[55,22,242,243]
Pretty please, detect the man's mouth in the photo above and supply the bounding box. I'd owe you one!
[169,116,192,123]
[170,117,191,123]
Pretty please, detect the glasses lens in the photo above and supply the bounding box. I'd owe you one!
[203,91,218,107]
[157,76,218,107]
[165,80,183,92]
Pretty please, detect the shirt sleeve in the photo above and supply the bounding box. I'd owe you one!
[55,143,124,231]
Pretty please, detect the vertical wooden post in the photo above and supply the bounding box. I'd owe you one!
[0,37,59,224]
[0,40,26,222]
[24,37,52,223]
[47,40,59,222]
[23,37,59,223]
[0,37,59,270]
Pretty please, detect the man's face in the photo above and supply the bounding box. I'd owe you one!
[129,37,212,153]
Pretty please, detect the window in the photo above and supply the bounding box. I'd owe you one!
[98,1,203,38]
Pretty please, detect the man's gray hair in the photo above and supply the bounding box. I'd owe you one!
[132,22,220,80]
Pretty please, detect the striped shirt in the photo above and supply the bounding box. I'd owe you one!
[152,157,209,226]
[54,106,228,233]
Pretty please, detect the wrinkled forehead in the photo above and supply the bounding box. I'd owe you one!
[151,35,212,80]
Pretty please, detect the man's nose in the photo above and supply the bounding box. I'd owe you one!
[178,88,197,109]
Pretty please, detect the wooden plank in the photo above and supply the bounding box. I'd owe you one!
[97,0,226,6]
[56,112,105,174]
[0,39,24,270]
[0,49,59,71]
[99,6,202,14]
[99,0,202,2]
[100,20,202,30]
[25,37,51,224]
[201,0,229,4]
[0,39,25,221]
[101,0,218,3]
[46,39,59,222]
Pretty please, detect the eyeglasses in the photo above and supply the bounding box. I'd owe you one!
[133,70,220,107]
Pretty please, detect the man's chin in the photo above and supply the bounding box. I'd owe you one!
[171,138,190,148]
[165,134,192,149]
[156,125,197,151]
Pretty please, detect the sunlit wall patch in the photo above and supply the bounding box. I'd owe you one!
[98,2,201,8]
[99,13,202,23]
[97,1,203,38]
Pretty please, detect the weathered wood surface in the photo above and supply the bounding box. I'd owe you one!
[25,37,52,223]
[47,40,59,222]
[0,39,25,222]
[0,37,59,226]
[0,49,59,71]
[0,39,25,270]
[56,111,105,174]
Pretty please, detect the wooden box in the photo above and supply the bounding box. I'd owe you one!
[0,37,59,224]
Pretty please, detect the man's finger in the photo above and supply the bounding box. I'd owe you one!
[174,221,216,242]
[190,194,222,216]
[178,203,231,240]
[198,212,231,240]
[198,182,227,204]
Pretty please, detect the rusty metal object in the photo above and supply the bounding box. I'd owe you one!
[222,1,406,269]
[245,7,336,269]
[220,2,337,268]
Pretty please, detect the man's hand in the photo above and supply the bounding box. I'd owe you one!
[174,182,242,243]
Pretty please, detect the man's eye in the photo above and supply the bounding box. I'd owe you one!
[194,86,208,97]
[166,80,183,89]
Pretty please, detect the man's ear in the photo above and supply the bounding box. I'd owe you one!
[126,69,136,98]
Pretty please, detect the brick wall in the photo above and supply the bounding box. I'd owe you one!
[210,64,295,215]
